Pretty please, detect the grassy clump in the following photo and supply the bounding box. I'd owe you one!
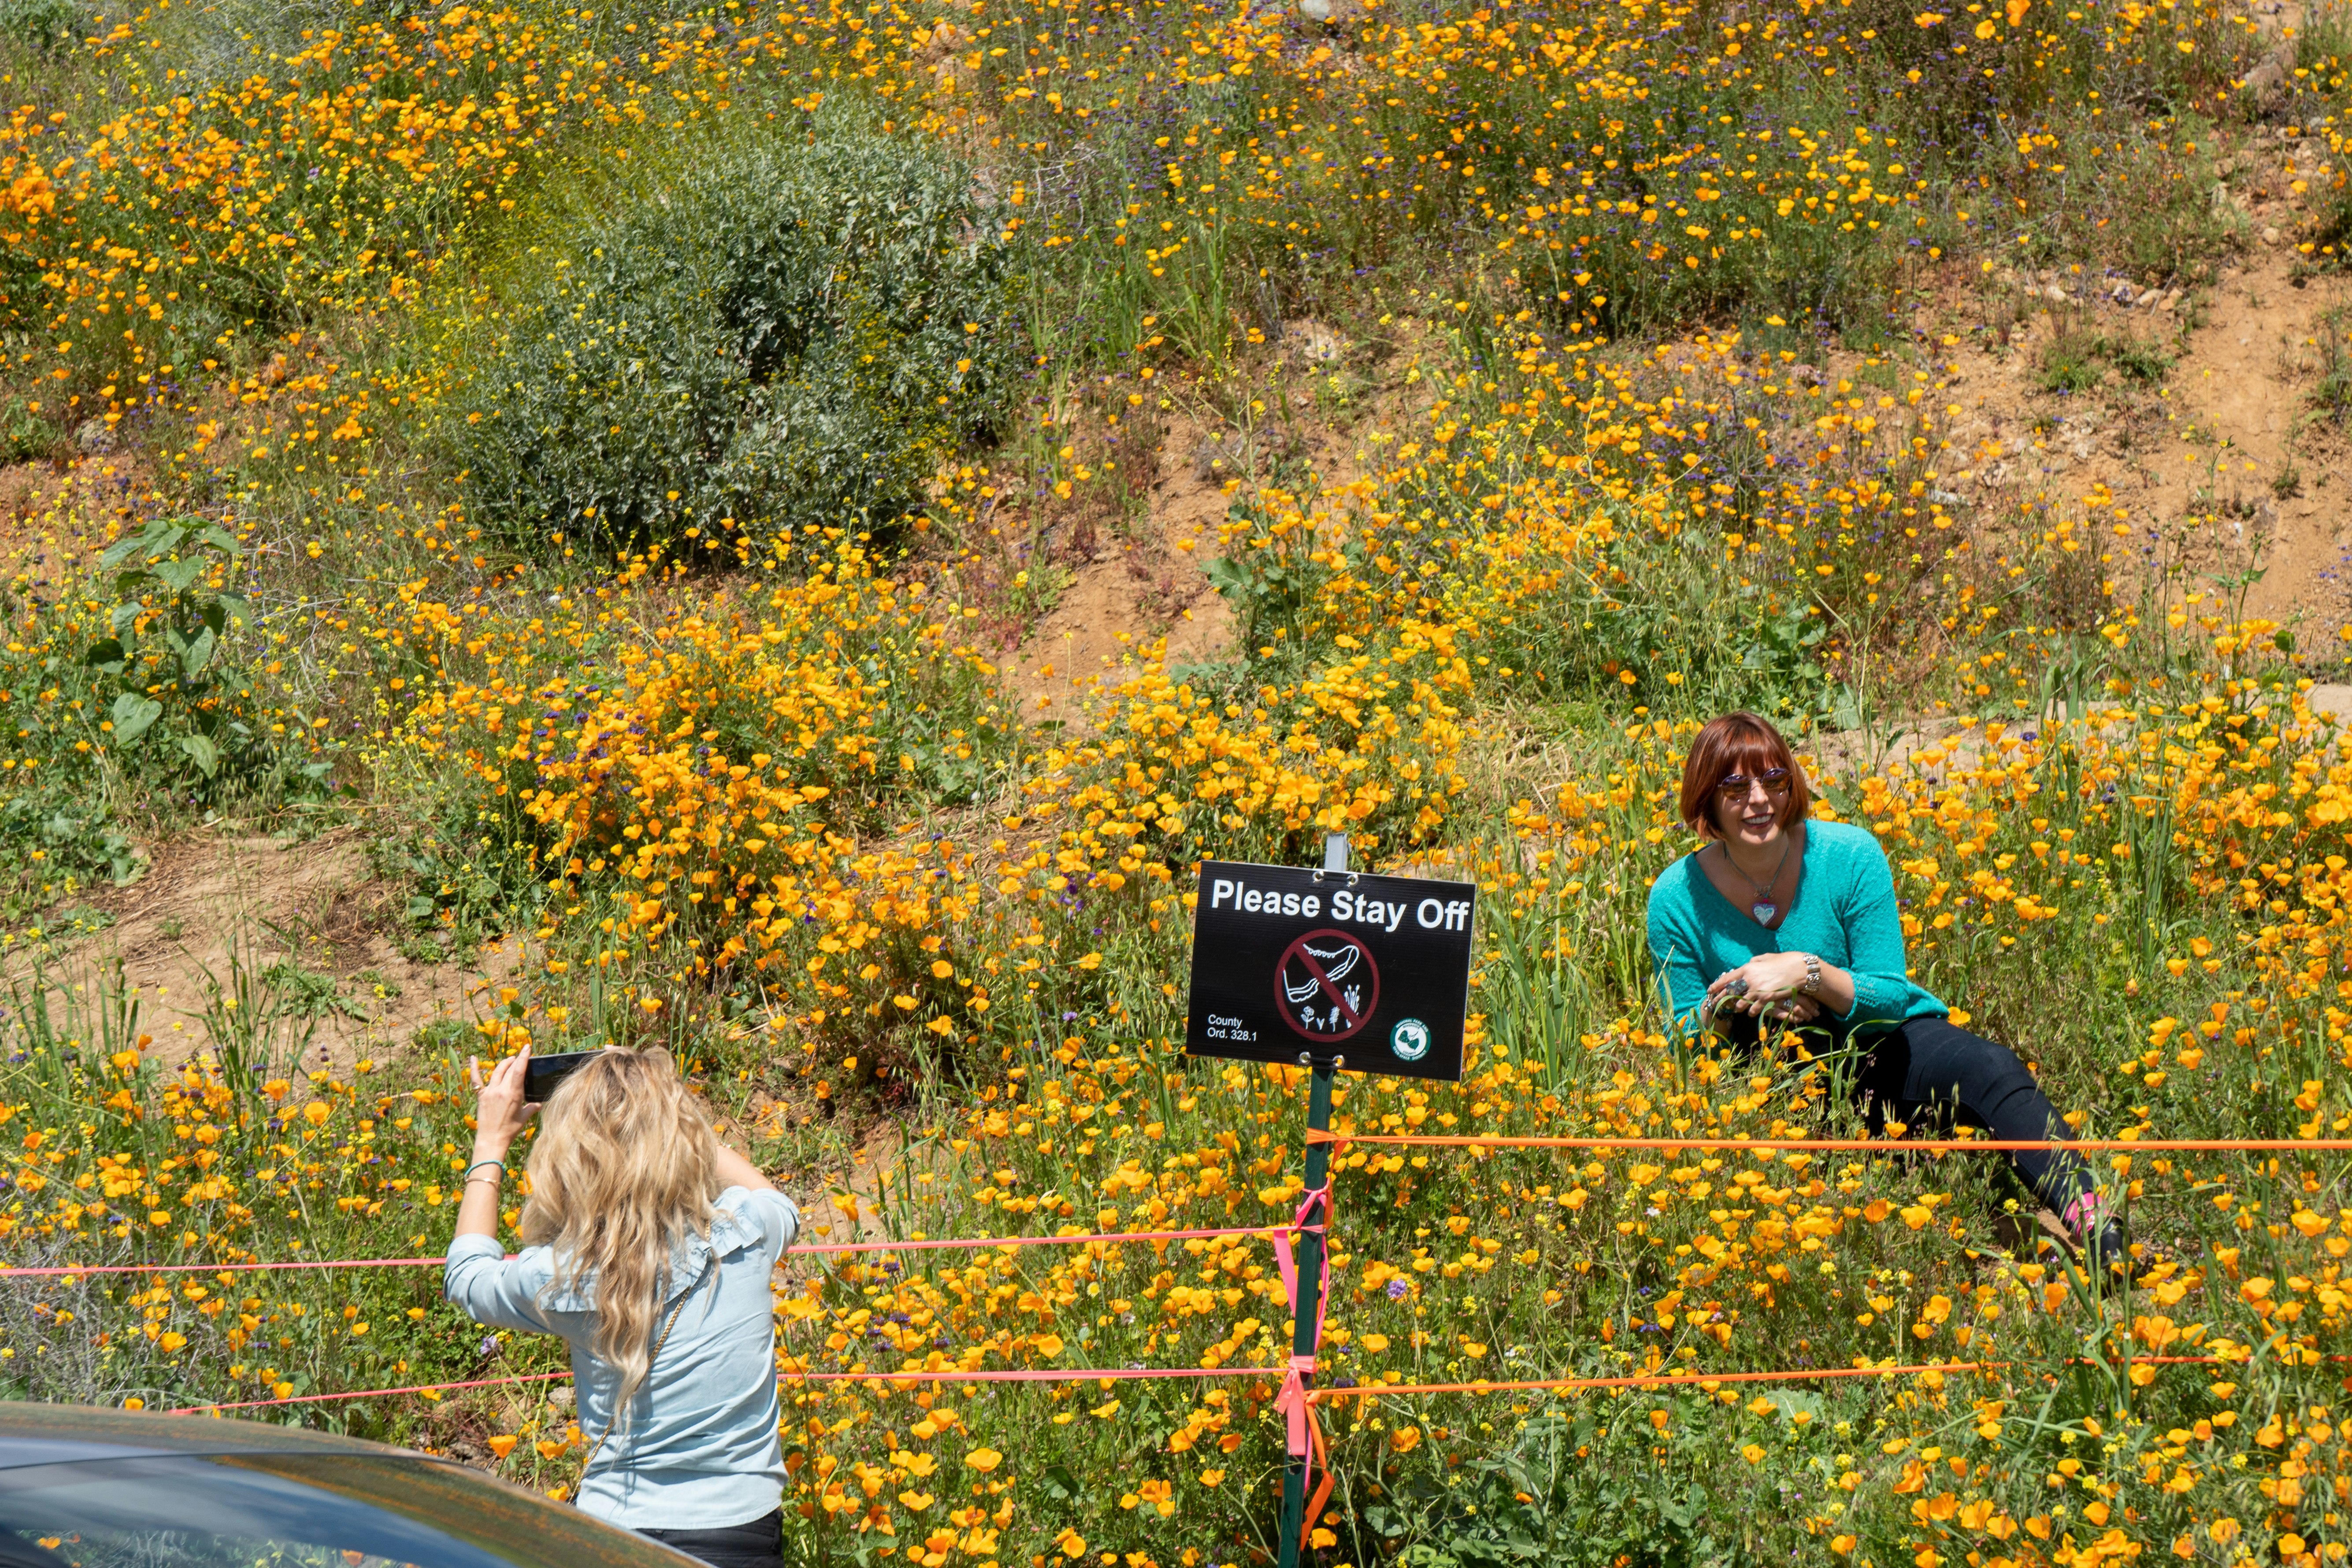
[2039,331,2107,394]
[2315,304,2352,423]
[0,0,83,52]
[2039,330,2175,395]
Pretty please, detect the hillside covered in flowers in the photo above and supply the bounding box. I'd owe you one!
[4,0,2352,1563]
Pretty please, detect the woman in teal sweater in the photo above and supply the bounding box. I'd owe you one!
[1646,711,2127,1274]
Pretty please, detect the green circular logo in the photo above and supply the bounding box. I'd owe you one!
[1389,1017,1432,1062]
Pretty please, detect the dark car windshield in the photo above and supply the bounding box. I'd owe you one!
[0,1453,683,1568]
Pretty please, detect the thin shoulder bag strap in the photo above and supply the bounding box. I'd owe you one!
[573,1253,716,1488]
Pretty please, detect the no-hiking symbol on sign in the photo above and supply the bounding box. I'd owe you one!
[1275,930,1379,1042]
[1186,859,1473,1082]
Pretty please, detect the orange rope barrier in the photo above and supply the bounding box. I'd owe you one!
[3,1256,443,1281]
[123,1120,2317,1427]
[776,1365,1268,1386]
[1306,1131,2352,1153]
[170,1369,569,1416]
[1302,1354,2231,1404]
[1305,1361,1982,1402]
[3,1224,1309,1282]
[165,1354,2243,1419]
[165,1363,1268,1416]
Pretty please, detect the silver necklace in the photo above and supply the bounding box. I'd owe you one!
[1720,834,1792,925]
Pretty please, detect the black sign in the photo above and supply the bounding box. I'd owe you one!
[1184,859,1474,1082]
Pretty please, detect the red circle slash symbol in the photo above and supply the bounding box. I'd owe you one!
[1276,928,1380,1042]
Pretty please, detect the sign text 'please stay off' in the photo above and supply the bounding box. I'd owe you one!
[1183,859,1475,1083]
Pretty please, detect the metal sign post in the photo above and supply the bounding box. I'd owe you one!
[1275,834,1346,1568]
[1183,831,1471,1568]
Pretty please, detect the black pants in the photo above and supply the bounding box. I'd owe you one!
[1849,1016,2096,1216]
[640,1508,783,1568]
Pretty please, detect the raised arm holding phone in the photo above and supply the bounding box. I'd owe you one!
[448,1045,800,1568]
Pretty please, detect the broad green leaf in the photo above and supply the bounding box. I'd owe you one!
[176,732,220,778]
[109,693,162,744]
[152,558,204,593]
[181,625,218,680]
[100,518,180,572]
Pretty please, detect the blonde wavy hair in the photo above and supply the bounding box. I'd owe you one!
[519,1047,720,1415]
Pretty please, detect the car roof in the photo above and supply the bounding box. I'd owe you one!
[0,1402,423,1471]
[0,1403,709,1568]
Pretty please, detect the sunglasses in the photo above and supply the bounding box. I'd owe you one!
[1715,767,1792,800]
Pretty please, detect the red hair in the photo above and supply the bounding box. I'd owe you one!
[1678,712,1810,838]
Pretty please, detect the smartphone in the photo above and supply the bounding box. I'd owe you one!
[523,1050,601,1103]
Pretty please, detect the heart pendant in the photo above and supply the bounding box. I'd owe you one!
[1750,900,1777,925]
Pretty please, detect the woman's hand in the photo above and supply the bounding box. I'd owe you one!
[455,1049,534,1244]
[1706,953,1816,1014]
[1712,949,1797,1011]
[467,1047,535,1164]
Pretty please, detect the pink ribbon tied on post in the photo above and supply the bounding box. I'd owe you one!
[1272,1181,1337,1548]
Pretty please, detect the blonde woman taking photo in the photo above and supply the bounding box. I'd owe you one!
[446,1046,801,1568]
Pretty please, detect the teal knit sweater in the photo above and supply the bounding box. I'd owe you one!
[1644,818,1947,1044]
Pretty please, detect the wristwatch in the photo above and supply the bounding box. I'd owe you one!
[1801,954,1822,996]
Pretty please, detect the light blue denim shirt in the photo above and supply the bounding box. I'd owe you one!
[444,1186,800,1530]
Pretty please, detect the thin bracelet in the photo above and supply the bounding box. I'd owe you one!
[463,1159,505,1182]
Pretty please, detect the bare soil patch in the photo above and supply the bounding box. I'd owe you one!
[1001,323,1433,715]
[1002,412,1240,715]
[29,829,526,1071]
[2162,255,2352,630]
[1917,250,2352,640]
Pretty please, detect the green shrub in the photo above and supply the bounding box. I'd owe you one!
[2040,331,2173,396]
[375,756,558,964]
[0,792,141,904]
[81,516,289,792]
[2097,332,2174,385]
[449,112,1024,558]
[0,397,58,463]
[0,519,329,915]
[0,0,85,54]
